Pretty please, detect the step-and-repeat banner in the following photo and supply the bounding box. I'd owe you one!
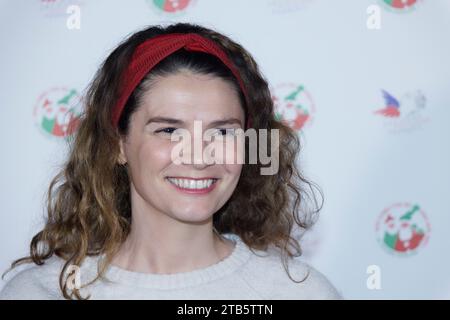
[1,0,449,299]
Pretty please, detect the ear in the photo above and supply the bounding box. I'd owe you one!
[118,138,127,165]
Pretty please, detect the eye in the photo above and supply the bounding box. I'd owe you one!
[155,127,177,134]
[213,128,237,136]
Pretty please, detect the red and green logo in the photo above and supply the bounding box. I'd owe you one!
[149,0,193,14]
[271,83,315,132]
[375,202,430,256]
[379,0,422,12]
[33,87,82,137]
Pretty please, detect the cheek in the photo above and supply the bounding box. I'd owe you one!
[136,140,174,173]
[224,163,243,179]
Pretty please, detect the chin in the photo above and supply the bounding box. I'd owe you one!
[165,205,213,222]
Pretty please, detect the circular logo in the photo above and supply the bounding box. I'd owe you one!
[148,0,194,15]
[33,87,82,138]
[271,83,315,132]
[375,203,430,256]
[379,0,421,12]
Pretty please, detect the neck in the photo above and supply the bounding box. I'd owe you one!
[111,191,234,274]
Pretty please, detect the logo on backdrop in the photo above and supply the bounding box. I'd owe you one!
[375,202,430,256]
[147,0,196,16]
[33,87,82,138]
[378,0,422,13]
[268,0,314,14]
[39,0,85,18]
[373,89,429,133]
[271,83,315,132]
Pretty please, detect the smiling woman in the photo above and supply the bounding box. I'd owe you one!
[0,22,341,300]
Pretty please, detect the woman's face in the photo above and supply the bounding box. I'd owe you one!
[119,71,245,224]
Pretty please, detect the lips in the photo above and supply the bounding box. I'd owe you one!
[167,177,217,189]
[166,177,219,194]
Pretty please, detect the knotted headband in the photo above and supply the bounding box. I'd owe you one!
[112,32,251,129]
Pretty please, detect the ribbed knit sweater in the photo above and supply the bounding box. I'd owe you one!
[0,233,342,300]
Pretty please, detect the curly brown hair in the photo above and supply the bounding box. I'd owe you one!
[3,22,323,300]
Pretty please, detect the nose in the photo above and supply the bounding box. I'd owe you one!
[192,138,211,169]
[177,127,214,169]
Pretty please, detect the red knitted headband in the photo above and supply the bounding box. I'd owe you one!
[112,32,251,129]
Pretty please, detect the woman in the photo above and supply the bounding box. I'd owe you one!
[0,22,341,300]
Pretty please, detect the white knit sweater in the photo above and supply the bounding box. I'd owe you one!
[0,233,342,300]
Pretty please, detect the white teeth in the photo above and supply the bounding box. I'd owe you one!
[167,178,216,190]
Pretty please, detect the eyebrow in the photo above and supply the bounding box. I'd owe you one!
[145,116,243,127]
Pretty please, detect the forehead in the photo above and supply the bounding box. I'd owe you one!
[138,72,244,120]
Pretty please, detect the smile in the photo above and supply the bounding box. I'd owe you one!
[166,177,218,194]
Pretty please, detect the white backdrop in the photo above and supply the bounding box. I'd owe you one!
[1,0,449,299]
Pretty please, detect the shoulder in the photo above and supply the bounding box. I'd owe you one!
[0,256,65,300]
[287,259,343,299]
[240,248,343,300]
